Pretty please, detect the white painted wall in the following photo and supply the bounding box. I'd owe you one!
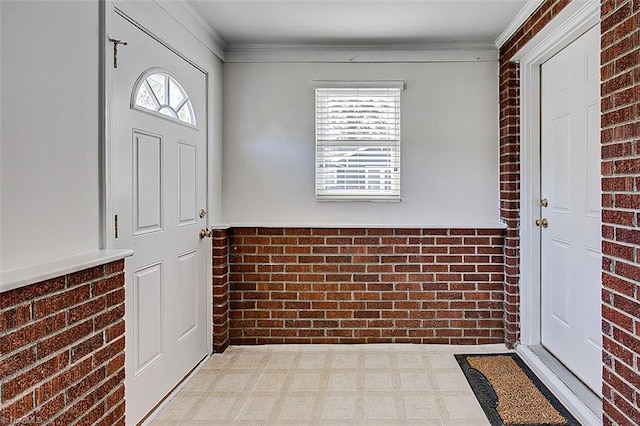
[1,1,101,271]
[0,0,225,272]
[222,61,500,226]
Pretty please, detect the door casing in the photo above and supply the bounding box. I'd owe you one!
[513,1,601,424]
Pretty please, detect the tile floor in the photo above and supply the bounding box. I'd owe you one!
[149,343,508,425]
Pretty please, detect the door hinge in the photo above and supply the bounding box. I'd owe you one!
[109,38,128,69]
[114,214,119,239]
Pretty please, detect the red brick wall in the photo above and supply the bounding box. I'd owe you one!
[600,0,640,424]
[212,229,230,353]
[0,261,126,426]
[498,0,573,347]
[226,227,505,345]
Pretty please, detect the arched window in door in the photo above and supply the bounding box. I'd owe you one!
[132,69,196,126]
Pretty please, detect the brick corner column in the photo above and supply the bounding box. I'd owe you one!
[212,228,230,353]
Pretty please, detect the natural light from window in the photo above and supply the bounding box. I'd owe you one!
[134,72,196,126]
[315,81,403,201]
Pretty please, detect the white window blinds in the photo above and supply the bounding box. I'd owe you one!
[315,81,403,201]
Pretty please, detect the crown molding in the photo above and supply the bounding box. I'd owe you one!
[512,0,600,62]
[154,0,228,61]
[495,0,545,49]
[225,42,498,63]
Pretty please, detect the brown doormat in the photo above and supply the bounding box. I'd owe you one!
[455,353,581,426]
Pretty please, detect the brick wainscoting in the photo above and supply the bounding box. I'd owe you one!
[601,0,640,423]
[0,261,126,425]
[213,227,505,345]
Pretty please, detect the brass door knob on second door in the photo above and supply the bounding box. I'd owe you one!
[535,218,549,228]
[199,228,213,239]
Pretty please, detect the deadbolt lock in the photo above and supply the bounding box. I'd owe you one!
[535,218,549,228]
[540,198,549,208]
[199,228,213,239]
[199,209,207,219]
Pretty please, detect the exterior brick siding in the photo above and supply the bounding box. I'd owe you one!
[223,227,505,345]
[0,261,126,426]
[600,0,640,424]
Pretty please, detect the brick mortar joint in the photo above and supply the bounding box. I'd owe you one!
[0,336,123,411]
[0,327,120,395]
[1,273,124,317]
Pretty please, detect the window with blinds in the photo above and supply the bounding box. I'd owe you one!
[314,81,403,201]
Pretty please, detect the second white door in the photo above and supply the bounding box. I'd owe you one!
[540,25,601,394]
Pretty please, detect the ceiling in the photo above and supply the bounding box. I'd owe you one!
[186,0,530,47]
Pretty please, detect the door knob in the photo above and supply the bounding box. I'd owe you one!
[535,218,549,228]
[199,228,213,239]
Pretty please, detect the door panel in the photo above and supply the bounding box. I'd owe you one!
[134,262,164,374]
[111,10,209,424]
[550,114,571,212]
[586,102,601,217]
[133,131,163,234]
[549,239,571,328]
[178,141,198,226]
[540,25,601,394]
[178,250,198,340]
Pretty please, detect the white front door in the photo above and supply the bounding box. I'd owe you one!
[110,11,209,424]
[540,25,601,394]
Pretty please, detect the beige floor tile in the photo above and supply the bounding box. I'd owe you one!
[427,353,460,369]
[180,373,217,392]
[289,371,324,390]
[365,353,392,369]
[252,371,289,392]
[236,394,279,420]
[393,344,421,352]
[298,352,329,369]
[332,352,359,368]
[322,394,356,419]
[192,395,237,419]
[213,372,254,390]
[265,353,298,369]
[327,372,358,390]
[278,395,317,419]
[442,394,487,419]
[231,353,267,369]
[364,371,394,390]
[433,370,473,392]
[405,420,443,426]
[396,352,428,369]
[317,420,354,426]
[400,371,435,391]
[153,392,203,421]
[363,393,399,420]
[441,419,490,426]
[403,393,440,419]
[148,344,506,425]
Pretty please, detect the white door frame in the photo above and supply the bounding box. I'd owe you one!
[103,0,215,357]
[514,1,600,423]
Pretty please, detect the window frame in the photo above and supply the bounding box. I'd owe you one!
[314,80,404,202]
[131,67,197,128]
